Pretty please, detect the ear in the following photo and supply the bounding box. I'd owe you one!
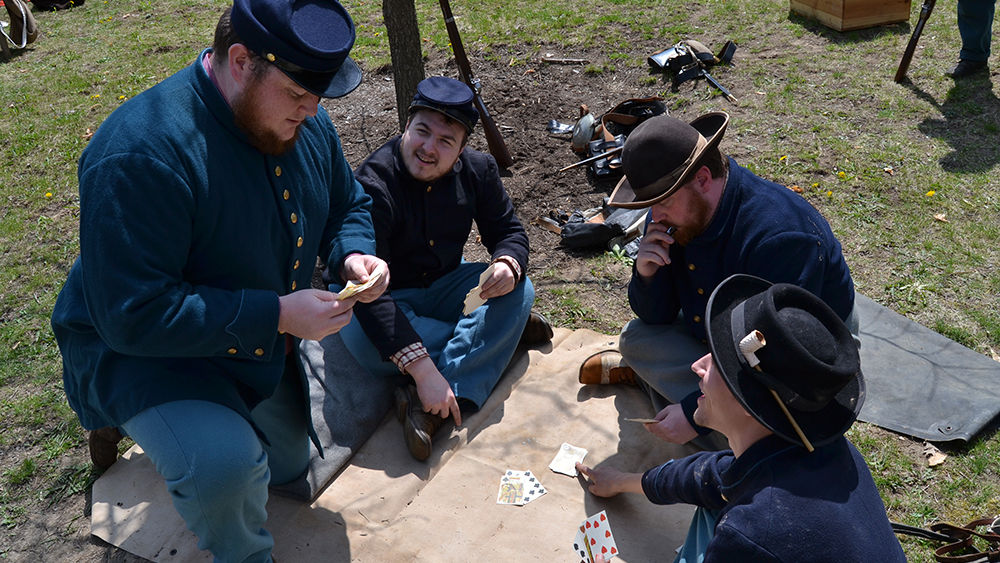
[692,165,714,192]
[227,44,256,87]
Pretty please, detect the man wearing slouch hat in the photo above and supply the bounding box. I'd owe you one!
[51,1,387,560]
[577,112,857,451]
[578,275,905,562]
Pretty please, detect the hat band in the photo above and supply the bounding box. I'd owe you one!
[730,301,829,412]
[632,134,708,201]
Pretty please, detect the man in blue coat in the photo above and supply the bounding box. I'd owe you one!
[578,113,857,450]
[50,1,387,561]
[578,275,906,562]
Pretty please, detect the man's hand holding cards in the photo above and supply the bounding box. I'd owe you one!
[337,266,384,300]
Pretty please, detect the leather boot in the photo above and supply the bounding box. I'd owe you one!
[89,426,123,471]
[519,311,554,347]
[394,385,448,461]
[578,350,637,385]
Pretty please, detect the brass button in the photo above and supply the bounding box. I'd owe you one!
[426,186,432,192]
[283,189,290,200]
[291,280,297,290]
[697,288,704,295]
[266,53,276,62]
[290,212,298,224]
[227,348,237,355]
[693,315,702,323]
[429,239,435,246]
[296,236,303,248]
[688,263,696,271]
[275,166,282,177]
[254,348,265,357]
[293,259,300,270]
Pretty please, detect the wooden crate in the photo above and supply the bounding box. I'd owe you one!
[790,0,911,31]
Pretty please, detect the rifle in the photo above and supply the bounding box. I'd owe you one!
[894,0,937,83]
[438,0,514,168]
[557,146,623,173]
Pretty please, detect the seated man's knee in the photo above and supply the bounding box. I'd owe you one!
[169,438,270,505]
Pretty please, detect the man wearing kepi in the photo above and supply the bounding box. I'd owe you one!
[578,112,856,449]
[577,275,905,562]
[345,76,552,461]
[50,1,387,561]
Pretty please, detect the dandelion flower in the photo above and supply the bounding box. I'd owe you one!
[837,171,846,179]
[45,192,53,198]
[826,190,833,197]
[926,190,935,197]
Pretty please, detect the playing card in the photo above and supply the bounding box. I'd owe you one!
[519,470,547,504]
[584,510,619,560]
[573,524,593,563]
[548,442,587,476]
[624,417,659,424]
[462,263,497,315]
[337,267,383,300]
[497,469,547,505]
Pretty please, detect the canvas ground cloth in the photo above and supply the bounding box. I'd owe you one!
[91,328,699,562]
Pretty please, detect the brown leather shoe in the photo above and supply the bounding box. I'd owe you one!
[578,350,637,385]
[395,385,448,461]
[520,311,554,347]
[89,426,123,471]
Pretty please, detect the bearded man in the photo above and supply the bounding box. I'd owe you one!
[50,1,387,560]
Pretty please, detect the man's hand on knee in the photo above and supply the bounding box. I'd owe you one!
[408,357,462,425]
[646,403,698,444]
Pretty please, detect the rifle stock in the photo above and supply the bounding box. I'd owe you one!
[438,0,514,168]
[894,0,936,83]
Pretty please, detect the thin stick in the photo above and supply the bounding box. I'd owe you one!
[557,146,623,173]
[757,368,814,452]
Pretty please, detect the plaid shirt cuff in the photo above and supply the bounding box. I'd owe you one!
[492,255,522,283]
[391,342,429,373]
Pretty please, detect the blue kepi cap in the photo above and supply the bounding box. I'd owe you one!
[231,0,363,98]
[408,76,480,133]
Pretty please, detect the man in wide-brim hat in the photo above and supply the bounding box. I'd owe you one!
[577,275,905,562]
[578,112,858,451]
[52,1,389,560]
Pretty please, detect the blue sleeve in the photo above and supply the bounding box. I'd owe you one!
[641,452,731,510]
[627,213,683,323]
[322,123,376,277]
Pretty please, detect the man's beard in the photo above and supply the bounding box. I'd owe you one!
[232,79,299,156]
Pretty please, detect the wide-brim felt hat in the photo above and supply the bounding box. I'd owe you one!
[232,0,362,98]
[705,274,865,448]
[608,112,729,209]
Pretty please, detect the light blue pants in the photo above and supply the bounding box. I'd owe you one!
[339,262,534,409]
[674,507,721,563]
[958,0,997,61]
[120,365,310,563]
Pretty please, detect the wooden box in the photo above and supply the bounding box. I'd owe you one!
[790,0,911,31]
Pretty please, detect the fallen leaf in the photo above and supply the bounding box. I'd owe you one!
[933,213,948,223]
[883,166,894,175]
[82,128,94,140]
[788,185,803,193]
[923,443,947,467]
[524,68,535,75]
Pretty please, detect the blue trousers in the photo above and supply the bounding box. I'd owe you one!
[120,364,310,563]
[958,0,997,61]
[340,262,534,409]
[674,507,721,563]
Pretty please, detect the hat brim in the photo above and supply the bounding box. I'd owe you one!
[280,55,362,99]
[608,112,729,210]
[705,274,865,448]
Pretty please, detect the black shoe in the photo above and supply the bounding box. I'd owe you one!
[89,426,123,471]
[519,311,554,347]
[947,59,988,78]
[396,385,447,461]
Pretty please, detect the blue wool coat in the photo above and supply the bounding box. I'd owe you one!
[642,435,907,562]
[628,157,855,342]
[51,51,375,435]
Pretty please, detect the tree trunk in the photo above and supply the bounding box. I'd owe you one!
[382,0,425,132]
